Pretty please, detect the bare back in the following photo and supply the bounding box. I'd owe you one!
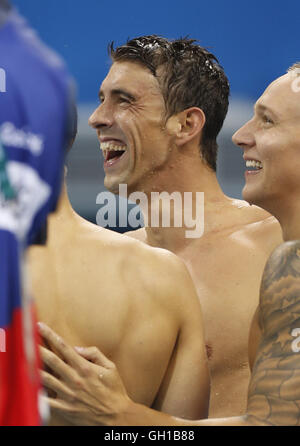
[28,210,209,425]
[128,200,283,417]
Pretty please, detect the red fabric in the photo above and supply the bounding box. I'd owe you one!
[0,306,41,426]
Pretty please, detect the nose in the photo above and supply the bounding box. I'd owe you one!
[232,119,255,150]
[88,102,113,129]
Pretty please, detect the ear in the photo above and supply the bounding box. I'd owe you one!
[167,107,206,146]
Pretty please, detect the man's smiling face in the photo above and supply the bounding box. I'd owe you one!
[232,72,300,215]
[89,61,176,194]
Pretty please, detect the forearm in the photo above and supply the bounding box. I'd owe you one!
[37,324,268,427]
[113,399,250,426]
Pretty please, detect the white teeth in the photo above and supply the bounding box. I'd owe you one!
[100,142,127,151]
[246,160,263,169]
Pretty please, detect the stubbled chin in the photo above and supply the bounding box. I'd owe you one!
[103,175,120,194]
[104,170,132,195]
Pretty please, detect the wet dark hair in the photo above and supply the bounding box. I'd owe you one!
[109,35,230,171]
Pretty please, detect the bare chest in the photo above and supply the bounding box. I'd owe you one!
[196,278,256,372]
[179,240,267,372]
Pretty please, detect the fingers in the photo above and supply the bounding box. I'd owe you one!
[38,323,111,383]
[44,397,96,426]
[40,345,78,384]
[44,396,80,418]
[41,370,76,401]
[38,322,86,369]
[74,346,114,369]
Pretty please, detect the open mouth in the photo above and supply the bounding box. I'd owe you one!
[245,160,263,172]
[101,141,127,164]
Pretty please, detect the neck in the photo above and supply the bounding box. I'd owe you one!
[46,182,78,243]
[133,154,233,252]
[274,203,300,242]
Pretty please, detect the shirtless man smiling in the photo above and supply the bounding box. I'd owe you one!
[40,62,300,427]
[87,36,282,417]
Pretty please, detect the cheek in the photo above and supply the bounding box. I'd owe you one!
[137,121,167,153]
[258,135,280,164]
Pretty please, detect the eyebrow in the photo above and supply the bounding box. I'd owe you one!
[98,88,137,102]
[254,103,278,118]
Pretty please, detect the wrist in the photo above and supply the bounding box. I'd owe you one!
[95,395,136,427]
[118,397,140,426]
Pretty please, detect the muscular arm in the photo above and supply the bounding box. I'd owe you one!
[38,251,209,424]
[40,241,300,426]
[246,240,300,425]
[152,256,210,419]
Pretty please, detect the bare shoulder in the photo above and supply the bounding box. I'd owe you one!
[127,235,196,293]
[228,200,282,251]
[261,240,300,291]
[244,204,280,233]
[76,216,193,294]
[122,233,201,314]
[125,227,147,243]
[232,199,277,228]
[259,240,300,321]
[247,213,282,251]
[74,216,148,254]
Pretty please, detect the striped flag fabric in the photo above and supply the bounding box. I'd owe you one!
[0,3,74,425]
[0,229,41,425]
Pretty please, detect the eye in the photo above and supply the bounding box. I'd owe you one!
[119,96,131,104]
[262,114,274,125]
